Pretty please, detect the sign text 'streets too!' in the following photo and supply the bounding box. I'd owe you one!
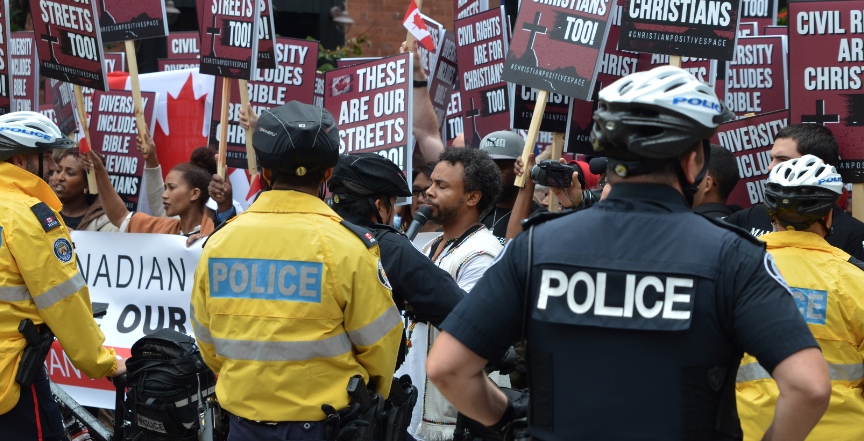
[199,0,260,80]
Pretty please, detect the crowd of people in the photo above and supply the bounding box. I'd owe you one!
[2,57,864,441]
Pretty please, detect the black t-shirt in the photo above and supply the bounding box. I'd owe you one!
[60,213,84,230]
[441,184,817,440]
[693,202,741,219]
[725,204,864,260]
[482,203,539,245]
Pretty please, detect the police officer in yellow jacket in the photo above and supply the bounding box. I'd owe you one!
[0,112,125,440]
[190,101,403,440]
[737,155,864,440]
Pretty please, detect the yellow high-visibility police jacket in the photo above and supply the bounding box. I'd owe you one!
[0,162,118,415]
[191,190,403,422]
[736,230,864,440]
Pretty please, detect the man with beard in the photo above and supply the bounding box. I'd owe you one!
[416,147,508,440]
[479,131,528,245]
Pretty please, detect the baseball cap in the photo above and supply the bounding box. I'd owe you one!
[252,101,340,175]
[479,130,524,160]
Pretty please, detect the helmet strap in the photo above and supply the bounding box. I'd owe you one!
[676,141,711,207]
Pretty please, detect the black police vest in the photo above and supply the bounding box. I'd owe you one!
[524,204,744,440]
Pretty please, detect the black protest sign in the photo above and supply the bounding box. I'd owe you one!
[199,0,260,80]
[94,0,168,43]
[30,0,108,90]
[619,0,742,60]
[10,32,39,112]
[740,0,776,30]
[512,85,571,132]
[789,1,864,182]
[48,79,77,136]
[419,14,445,78]
[313,71,324,107]
[726,35,787,117]
[503,0,613,100]
[445,81,464,146]
[429,31,458,140]
[564,97,596,155]
[256,0,277,69]
[711,109,788,208]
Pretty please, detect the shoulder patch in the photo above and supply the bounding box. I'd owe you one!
[763,253,791,293]
[377,259,392,290]
[53,238,73,263]
[700,215,764,246]
[341,220,377,248]
[31,202,62,232]
[520,208,580,229]
[848,256,864,273]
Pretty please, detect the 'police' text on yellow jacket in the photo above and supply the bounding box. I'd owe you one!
[0,162,118,415]
[191,190,403,422]
[736,231,864,440]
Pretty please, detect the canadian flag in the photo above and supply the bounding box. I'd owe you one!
[403,0,436,51]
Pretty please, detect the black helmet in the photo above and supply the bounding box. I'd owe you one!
[764,155,842,230]
[328,153,411,202]
[252,101,340,176]
[591,66,734,161]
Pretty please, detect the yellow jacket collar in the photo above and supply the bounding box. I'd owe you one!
[0,162,62,211]
[761,230,849,259]
[248,190,341,219]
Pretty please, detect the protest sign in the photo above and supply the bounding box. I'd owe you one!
[455,0,489,19]
[445,85,464,146]
[418,14,445,78]
[209,38,318,169]
[94,0,168,43]
[324,53,414,180]
[726,35,787,117]
[740,0,776,29]
[338,57,381,68]
[314,71,325,107]
[48,79,78,136]
[50,232,201,409]
[788,1,864,182]
[638,53,717,87]
[763,25,786,36]
[512,85,570,132]
[90,90,157,211]
[564,98,596,155]
[710,109,788,208]
[10,32,38,112]
[502,0,613,100]
[104,52,125,72]
[39,103,57,124]
[429,31,458,139]
[167,31,200,59]
[256,0,277,69]
[199,0,260,79]
[30,0,108,90]
[455,7,511,148]
[738,21,759,36]
[619,0,742,60]
[0,2,10,115]
[159,57,200,71]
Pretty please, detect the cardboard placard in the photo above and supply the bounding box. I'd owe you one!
[30,0,108,90]
[313,71,325,107]
[763,25,786,36]
[167,31,200,59]
[209,38,318,169]
[418,14,445,78]
[619,0,742,60]
[502,0,613,100]
[737,21,759,36]
[564,98,596,155]
[199,0,260,80]
[337,57,381,68]
[455,0,489,19]
[429,31,458,139]
[94,0,169,43]
[48,79,78,136]
[725,35,788,117]
[323,53,414,179]
[710,109,789,208]
[90,90,157,210]
[158,57,200,71]
[455,7,511,148]
[104,51,126,72]
[512,85,571,132]
[788,1,864,182]
[256,0,277,69]
[39,103,57,124]
[740,0,777,30]
[0,1,10,115]
[445,83,464,146]
[637,53,717,87]
[10,32,39,112]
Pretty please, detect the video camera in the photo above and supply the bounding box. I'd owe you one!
[530,160,578,188]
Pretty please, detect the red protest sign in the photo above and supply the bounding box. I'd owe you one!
[94,0,168,43]
[90,89,157,210]
[104,52,125,72]
[30,0,108,90]
[429,31,458,140]
[737,21,759,37]
[619,0,742,60]
[711,109,788,208]
[48,79,77,136]
[167,31,200,59]
[256,0,277,69]
[313,71,324,107]
[789,1,864,182]
[740,0,777,30]
[323,52,414,175]
[763,25,785,36]
[209,38,318,169]
[158,58,200,72]
[455,7,510,148]
[39,103,57,124]
[10,32,39,112]
[503,0,613,100]
[445,82,464,146]
[0,1,11,115]
[199,0,260,80]
[455,0,489,19]
[725,35,788,117]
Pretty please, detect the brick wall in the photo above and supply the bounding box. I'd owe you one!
[345,0,501,57]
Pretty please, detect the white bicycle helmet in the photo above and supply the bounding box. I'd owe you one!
[0,111,75,161]
[591,66,735,160]
[764,154,842,230]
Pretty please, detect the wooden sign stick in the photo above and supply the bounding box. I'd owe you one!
[124,41,147,136]
[514,89,549,187]
[669,55,682,67]
[73,84,98,194]
[217,77,231,179]
[853,184,864,221]
[237,80,258,177]
[547,132,565,212]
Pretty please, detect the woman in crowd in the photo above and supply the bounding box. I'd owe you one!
[82,148,216,236]
[50,148,118,232]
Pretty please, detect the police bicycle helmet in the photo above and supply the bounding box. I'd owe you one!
[764,154,842,231]
[0,111,75,162]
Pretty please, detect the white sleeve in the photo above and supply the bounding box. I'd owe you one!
[144,165,166,217]
[455,254,496,293]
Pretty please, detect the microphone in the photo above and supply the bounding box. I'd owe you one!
[405,205,433,241]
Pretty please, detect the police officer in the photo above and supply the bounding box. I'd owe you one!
[0,112,125,440]
[425,66,831,440]
[190,102,403,440]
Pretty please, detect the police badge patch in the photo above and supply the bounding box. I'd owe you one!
[377,260,392,290]
[53,238,73,263]
[763,253,791,293]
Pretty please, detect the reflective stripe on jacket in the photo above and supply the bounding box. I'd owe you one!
[191,190,402,421]
[0,162,117,415]
[736,231,864,440]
